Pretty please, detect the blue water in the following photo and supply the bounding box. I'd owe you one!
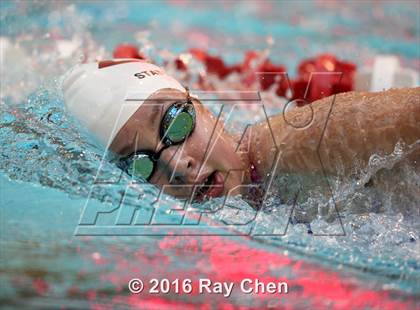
[1,0,419,307]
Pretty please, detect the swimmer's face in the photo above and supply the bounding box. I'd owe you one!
[111,89,250,201]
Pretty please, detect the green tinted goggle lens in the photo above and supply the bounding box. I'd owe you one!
[120,100,195,182]
[131,155,154,180]
[166,111,194,143]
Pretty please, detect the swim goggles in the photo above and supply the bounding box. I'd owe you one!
[117,89,196,181]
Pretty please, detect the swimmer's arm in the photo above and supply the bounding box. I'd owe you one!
[250,87,420,177]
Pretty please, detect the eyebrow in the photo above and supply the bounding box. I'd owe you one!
[123,104,162,156]
[149,104,162,127]
[122,96,184,156]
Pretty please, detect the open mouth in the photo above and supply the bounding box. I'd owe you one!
[194,171,225,201]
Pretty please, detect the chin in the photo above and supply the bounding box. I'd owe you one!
[222,173,245,198]
[224,186,243,198]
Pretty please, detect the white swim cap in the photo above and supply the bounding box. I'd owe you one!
[62,59,185,147]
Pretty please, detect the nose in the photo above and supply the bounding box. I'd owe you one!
[158,146,197,184]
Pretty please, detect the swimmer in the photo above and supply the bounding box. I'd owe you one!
[62,59,420,203]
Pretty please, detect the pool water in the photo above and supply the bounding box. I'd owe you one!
[1,1,419,308]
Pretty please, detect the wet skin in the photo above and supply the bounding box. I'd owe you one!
[111,87,420,201]
[250,87,420,178]
[110,89,252,200]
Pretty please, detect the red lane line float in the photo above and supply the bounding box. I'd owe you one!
[112,44,357,104]
[293,53,356,102]
[176,47,356,103]
[113,43,146,60]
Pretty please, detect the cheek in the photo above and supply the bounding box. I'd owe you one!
[188,109,221,152]
[184,105,243,170]
[193,124,240,169]
[198,112,219,138]
[214,136,241,166]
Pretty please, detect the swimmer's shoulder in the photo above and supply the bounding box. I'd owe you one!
[322,86,419,109]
